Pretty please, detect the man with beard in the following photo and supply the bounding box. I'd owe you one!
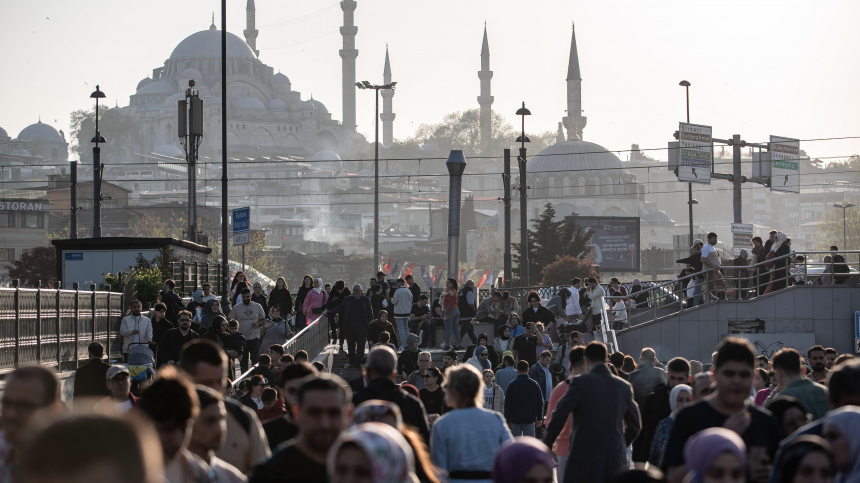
[807,345,829,382]
[825,348,837,370]
[229,288,267,373]
[157,310,199,367]
[250,375,352,483]
[120,299,152,362]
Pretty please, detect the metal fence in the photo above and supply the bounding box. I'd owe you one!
[170,261,223,297]
[0,281,125,373]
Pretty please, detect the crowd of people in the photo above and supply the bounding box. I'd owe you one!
[6,328,860,483]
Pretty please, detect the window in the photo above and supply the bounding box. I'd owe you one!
[0,248,14,261]
[25,213,43,228]
[0,212,11,227]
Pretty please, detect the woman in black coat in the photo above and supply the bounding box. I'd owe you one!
[294,274,313,330]
[770,234,791,292]
[267,277,294,316]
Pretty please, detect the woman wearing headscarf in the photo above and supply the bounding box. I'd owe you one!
[198,298,224,333]
[302,277,328,325]
[349,400,441,483]
[260,305,293,350]
[494,325,514,355]
[267,277,293,318]
[294,274,313,330]
[822,406,860,483]
[328,423,420,483]
[431,365,512,483]
[764,397,809,440]
[202,315,227,349]
[683,428,746,483]
[649,384,693,466]
[467,345,493,373]
[464,334,498,369]
[491,437,555,483]
[770,435,835,483]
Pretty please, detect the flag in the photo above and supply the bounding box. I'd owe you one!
[477,270,491,288]
[420,265,433,288]
[382,258,392,275]
[404,263,416,279]
[432,266,444,286]
[391,260,401,277]
[458,269,467,284]
[464,269,480,284]
[281,235,285,241]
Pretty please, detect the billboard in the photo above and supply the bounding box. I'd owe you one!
[678,123,712,184]
[577,216,641,272]
[770,135,800,193]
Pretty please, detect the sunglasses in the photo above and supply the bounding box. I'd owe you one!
[480,354,489,358]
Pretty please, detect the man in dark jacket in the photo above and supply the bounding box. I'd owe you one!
[405,275,422,304]
[157,310,199,367]
[676,240,704,306]
[544,342,641,483]
[353,345,430,441]
[505,360,544,437]
[326,284,373,369]
[632,357,690,462]
[458,280,478,346]
[158,279,185,323]
[73,342,111,409]
[222,319,245,380]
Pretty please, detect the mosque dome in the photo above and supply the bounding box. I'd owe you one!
[163,92,186,107]
[642,209,674,224]
[170,29,256,61]
[152,144,185,158]
[10,145,32,156]
[304,99,328,113]
[18,121,64,143]
[267,98,288,111]
[137,79,177,95]
[529,139,629,176]
[310,150,341,163]
[229,96,266,110]
[0,126,8,138]
[483,214,498,227]
[179,68,203,80]
[272,72,290,84]
[137,77,153,90]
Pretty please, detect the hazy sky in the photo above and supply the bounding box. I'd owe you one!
[2,0,859,162]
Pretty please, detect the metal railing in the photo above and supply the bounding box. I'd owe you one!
[0,280,125,372]
[602,250,860,330]
[232,314,331,386]
[171,261,223,297]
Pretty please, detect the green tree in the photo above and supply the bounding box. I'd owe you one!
[512,202,594,285]
[7,247,56,287]
[69,105,144,164]
[815,204,860,252]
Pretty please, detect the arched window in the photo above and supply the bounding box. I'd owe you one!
[533,177,543,197]
[576,177,585,196]
[548,177,557,197]
[563,176,573,196]
[586,178,598,196]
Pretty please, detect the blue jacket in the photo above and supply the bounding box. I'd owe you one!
[504,373,544,424]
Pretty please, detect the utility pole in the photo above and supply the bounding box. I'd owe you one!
[221,0,229,300]
[732,134,742,223]
[179,80,203,243]
[502,149,512,287]
[515,102,531,285]
[90,86,106,238]
[70,161,77,239]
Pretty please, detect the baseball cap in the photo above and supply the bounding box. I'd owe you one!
[691,239,704,247]
[106,365,130,380]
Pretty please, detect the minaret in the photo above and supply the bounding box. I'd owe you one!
[477,24,494,148]
[244,0,259,57]
[380,46,395,146]
[556,122,565,144]
[562,23,587,140]
[340,0,358,132]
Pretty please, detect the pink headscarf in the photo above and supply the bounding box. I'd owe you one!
[683,428,747,483]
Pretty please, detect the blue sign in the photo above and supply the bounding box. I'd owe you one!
[854,311,860,340]
[64,253,84,261]
[232,207,250,234]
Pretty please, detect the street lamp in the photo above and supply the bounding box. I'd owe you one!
[90,85,107,238]
[356,81,396,268]
[833,202,856,249]
[515,102,531,285]
[679,80,694,246]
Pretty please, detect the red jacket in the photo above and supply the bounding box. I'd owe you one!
[257,401,286,422]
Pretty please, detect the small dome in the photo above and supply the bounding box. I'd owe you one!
[530,139,629,176]
[137,79,177,95]
[10,145,32,156]
[272,72,290,84]
[267,98,288,111]
[643,210,674,224]
[137,77,153,90]
[163,92,186,107]
[0,126,8,138]
[152,144,184,158]
[228,96,266,110]
[18,121,64,143]
[170,29,256,60]
[483,214,498,227]
[310,150,341,162]
[305,99,327,113]
[179,68,203,79]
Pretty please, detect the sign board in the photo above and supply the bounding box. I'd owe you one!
[737,333,815,359]
[232,206,250,246]
[855,311,860,354]
[678,123,712,184]
[731,223,754,256]
[577,217,641,272]
[64,252,84,261]
[770,135,800,193]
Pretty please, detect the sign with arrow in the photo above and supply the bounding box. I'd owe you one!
[770,135,800,193]
[678,123,712,184]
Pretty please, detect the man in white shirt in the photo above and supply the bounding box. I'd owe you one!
[229,288,267,373]
[95,365,139,414]
[566,278,584,321]
[119,300,152,362]
[700,232,720,303]
[392,278,414,351]
[586,278,605,340]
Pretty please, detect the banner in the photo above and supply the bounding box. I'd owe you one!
[390,260,401,277]
[420,265,433,288]
[432,266,444,287]
[382,258,392,275]
[404,263,416,279]
[477,270,491,288]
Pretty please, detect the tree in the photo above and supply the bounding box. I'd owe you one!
[541,255,601,286]
[474,226,504,270]
[69,105,144,165]
[8,247,56,287]
[815,204,860,252]
[512,202,594,285]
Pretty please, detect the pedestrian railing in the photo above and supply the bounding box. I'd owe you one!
[603,250,860,330]
[171,261,223,298]
[0,281,125,373]
[232,314,331,387]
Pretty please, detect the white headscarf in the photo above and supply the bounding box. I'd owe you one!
[313,277,323,294]
[771,232,787,253]
[669,384,693,415]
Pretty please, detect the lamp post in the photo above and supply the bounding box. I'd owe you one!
[833,202,856,249]
[90,86,106,238]
[446,150,467,282]
[356,80,396,268]
[679,80,694,246]
[515,102,531,285]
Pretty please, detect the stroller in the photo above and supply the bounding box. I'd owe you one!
[125,342,156,395]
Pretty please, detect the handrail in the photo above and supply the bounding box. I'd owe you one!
[597,294,619,353]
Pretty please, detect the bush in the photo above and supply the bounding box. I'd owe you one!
[541,255,601,286]
[99,272,122,292]
[134,268,164,307]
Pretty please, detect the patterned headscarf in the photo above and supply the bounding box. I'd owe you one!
[350,400,403,430]
[683,428,746,483]
[474,345,491,370]
[328,423,418,483]
[492,437,555,483]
